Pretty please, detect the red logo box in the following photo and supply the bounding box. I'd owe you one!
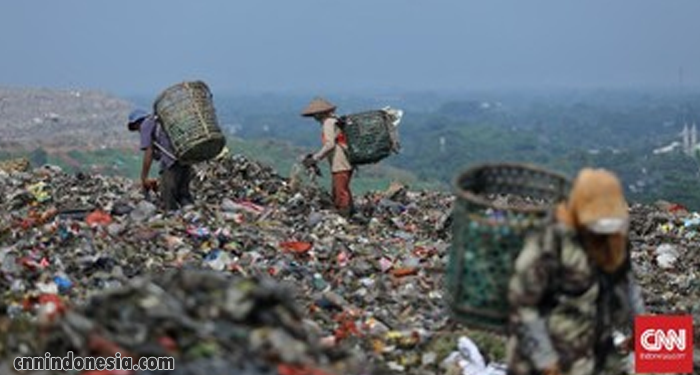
[635,315,693,374]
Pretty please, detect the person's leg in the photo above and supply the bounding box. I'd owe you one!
[347,169,354,214]
[176,163,194,206]
[159,167,179,211]
[331,171,341,210]
[332,171,352,217]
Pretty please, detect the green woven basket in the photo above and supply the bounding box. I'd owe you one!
[446,163,571,333]
[340,110,395,165]
[153,81,226,165]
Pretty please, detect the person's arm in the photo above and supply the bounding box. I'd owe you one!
[141,145,154,185]
[624,273,646,317]
[509,233,561,372]
[611,244,646,326]
[612,263,646,351]
[138,117,156,189]
[313,118,337,161]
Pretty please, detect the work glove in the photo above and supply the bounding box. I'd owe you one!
[142,178,158,192]
[621,335,635,353]
[301,154,322,177]
[302,154,317,169]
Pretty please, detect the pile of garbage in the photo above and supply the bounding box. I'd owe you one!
[1,269,363,375]
[628,202,700,353]
[0,155,698,374]
[0,155,455,374]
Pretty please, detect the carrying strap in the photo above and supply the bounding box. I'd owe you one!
[541,211,561,259]
[539,211,563,312]
[151,116,178,161]
[326,116,356,172]
[327,116,348,147]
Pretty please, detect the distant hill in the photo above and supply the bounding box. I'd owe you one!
[5,87,700,206]
[0,87,438,195]
[0,86,133,151]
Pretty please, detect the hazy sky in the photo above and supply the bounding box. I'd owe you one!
[1,1,699,97]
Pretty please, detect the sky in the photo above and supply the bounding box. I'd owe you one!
[1,1,700,97]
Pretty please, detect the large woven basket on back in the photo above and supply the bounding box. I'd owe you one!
[340,110,398,165]
[446,163,571,333]
[153,81,226,165]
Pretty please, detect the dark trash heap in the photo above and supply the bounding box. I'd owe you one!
[0,155,698,374]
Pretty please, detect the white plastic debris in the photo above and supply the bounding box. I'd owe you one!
[440,336,507,375]
[655,243,679,269]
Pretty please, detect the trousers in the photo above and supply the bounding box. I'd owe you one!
[159,162,194,211]
[331,170,353,216]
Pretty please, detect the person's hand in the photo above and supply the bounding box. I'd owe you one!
[302,154,317,168]
[621,335,635,353]
[541,363,562,375]
[142,178,158,191]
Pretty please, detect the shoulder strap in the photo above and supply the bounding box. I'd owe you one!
[541,211,563,295]
[151,116,178,161]
[541,211,561,258]
[333,115,346,128]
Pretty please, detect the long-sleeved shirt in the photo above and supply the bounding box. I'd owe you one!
[139,115,176,171]
[507,222,645,375]
[313,117,352,173]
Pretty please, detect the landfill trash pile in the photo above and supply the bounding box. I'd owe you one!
[1,269,363,375]
[0,87,133,150]
[628,203,700,360]
[0,155,698,373]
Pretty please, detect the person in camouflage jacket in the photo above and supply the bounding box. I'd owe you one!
[506,168,646,375]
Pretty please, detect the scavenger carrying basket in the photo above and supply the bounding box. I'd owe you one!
[339,109,400,166]
[153,81,226,165]
[446,163,571,333]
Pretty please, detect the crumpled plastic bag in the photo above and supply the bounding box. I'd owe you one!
[382,106,403,154]
[441,336,506,375]
[655,243,679,269]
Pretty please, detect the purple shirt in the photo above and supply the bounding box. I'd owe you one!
[139,115,177,170]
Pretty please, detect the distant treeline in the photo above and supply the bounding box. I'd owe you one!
[212,89,700,209]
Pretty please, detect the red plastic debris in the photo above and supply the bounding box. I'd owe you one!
[668,203,688,213]
[336,251,349,267]
[332,311,362,341]
[158,335,178,352]
[412,246,437,258]
[87,333,135,360]
[20,218,35,230]
[20,256,38,271]
[23,294,68,322]
[280,241,312,254]
[86,210,113,227]
[392,267,419,278]
[278,364,336,375]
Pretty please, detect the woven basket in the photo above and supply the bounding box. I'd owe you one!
[153,81,226,164]
[446,163,571,333]
[340,110,395,165]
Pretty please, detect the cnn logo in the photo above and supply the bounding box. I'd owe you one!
[640,329,686,351]
[635,315,693,374]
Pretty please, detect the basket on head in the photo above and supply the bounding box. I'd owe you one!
[153,81,226,165]
[445,163,571,333]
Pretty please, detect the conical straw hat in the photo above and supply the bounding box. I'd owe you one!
[301,97,336,117]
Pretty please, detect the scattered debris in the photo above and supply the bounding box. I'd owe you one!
[0,156,697,374]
